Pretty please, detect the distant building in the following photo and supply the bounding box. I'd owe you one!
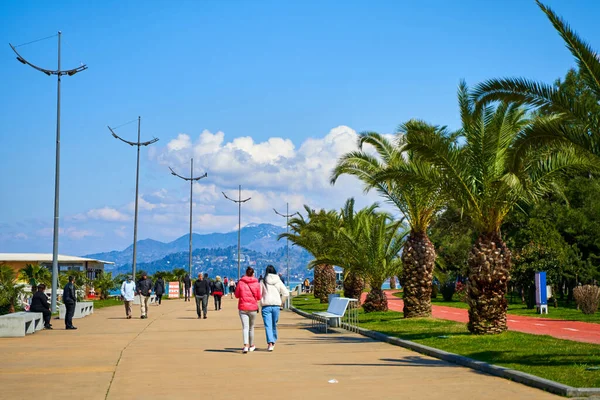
[0,253,114,281]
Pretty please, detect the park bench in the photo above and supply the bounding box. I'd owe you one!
[0,312,44,338]
[58,301,94,320]
[311,297,359,333]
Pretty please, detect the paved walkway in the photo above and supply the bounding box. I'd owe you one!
[0,297,561,400]
[382,291,600,344]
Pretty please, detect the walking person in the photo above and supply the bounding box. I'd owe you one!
[30,284,52,329]
[183,274,192,301]
[223,276,229,295]
[137,272,153,319]
[261,265,289,351]
[193,273,211,319]
[154,276,165,306]
[63,275,77,330]
[120,275,136,319]
[235,267,261,354]
[212,276,225,310]
[229,278,236,299]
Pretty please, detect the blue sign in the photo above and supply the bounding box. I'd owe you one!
[535,271,547,306]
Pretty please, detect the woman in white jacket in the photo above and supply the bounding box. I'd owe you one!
[260,265,289,351]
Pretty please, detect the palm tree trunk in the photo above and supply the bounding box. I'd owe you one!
[401,231,436,318]
[467,232,511,334]
[389,276,397,290]
[363,283,388,313]
[314,264,336,303]
[343,271,365,304]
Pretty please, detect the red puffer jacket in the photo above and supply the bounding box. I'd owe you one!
[235,276,261,311]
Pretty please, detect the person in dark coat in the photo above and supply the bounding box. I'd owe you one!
[137,272,153,319]
[30,284,52,329]
[63,275,77,330]
[193,273,211,319]
[212,276,225,311]
[154,277,165,305]
[183,274,192,302]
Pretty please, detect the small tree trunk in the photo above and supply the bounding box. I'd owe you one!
[401,231,436,318]
[389,276,397,290]
[467,232,511,334]
[314,264,336,303]
[343,271,365,304]
[362,285,388,313]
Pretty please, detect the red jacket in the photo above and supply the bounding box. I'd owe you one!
[235,276,261,311]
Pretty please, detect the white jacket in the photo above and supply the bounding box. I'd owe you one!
[260,274,289,306]
[121,280,136,301]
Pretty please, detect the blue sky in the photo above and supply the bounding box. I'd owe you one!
[1,0,598,255]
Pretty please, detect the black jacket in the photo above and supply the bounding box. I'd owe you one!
[154,279,165,296]
[193,279,211,296]
[30,291,50,312]
[63,282,77,305]
[183,276,192,289]
[212,281,224,294]
[137,278,153,296]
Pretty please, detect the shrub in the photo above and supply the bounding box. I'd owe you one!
[431,282,439,299]
[440,281,455,301]
[573,285,600,315]
[455,281,467,302]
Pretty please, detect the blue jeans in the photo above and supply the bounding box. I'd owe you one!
[261,305,280,344]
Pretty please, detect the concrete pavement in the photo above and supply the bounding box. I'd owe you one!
[0,297,561,400]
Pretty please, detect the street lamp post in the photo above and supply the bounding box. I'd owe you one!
[169,158,207,278]
[222,185,251,281]
[108,117,159,279]
[10,32,87,313]
[274,203,299,289]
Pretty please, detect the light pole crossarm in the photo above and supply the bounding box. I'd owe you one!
[9,43,87,76]
[170,167,207,181]
[222,192,251,203]
[108,126,159,146]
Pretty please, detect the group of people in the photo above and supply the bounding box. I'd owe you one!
[29,275,78,330]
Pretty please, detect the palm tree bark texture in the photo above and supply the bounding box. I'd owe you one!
[363,286,388,312]
[313,264,336,303]
[343,271,365,305]
[401,231,436,318]
[467,232,511,334]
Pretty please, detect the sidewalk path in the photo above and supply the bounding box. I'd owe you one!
[0,297,561,400]
[382,291,600,344]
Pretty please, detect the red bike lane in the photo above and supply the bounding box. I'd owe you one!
[363,291,600,344]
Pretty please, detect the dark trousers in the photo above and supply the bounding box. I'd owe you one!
[214,295,222,310]
[195,295,208,317]
[65,303,75,327]
[32,309,51,326]
[184,287,191,301]
[156,294,162,304]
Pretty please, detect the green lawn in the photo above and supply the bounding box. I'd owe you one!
[91,298,124,309]
[293,294,600,388]
[392,291,600,324]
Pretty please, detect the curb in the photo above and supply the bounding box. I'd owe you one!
[290,306,600,398]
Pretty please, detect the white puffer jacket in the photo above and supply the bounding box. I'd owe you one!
[261,274,289,306]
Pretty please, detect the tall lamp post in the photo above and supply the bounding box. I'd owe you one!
[169,158,207,278]
[274,203,299,289]
[10,32,87,313]
[222,185,251,281]
[108,117,158,279]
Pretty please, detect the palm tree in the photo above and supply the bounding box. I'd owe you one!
[0,265,26,314]
[94,272,118,300]
[280,207,339,303]
[405,82,590,334]
[472,1,600,168]
[19,263,51,292]
[332,130,444,317]
[173,268,187,298]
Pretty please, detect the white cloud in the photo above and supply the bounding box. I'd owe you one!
[87,207,130,222]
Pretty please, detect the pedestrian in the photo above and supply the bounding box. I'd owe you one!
[303,278,310,293]
[235,267,261,354]
[223,276,229,295]
[229,279,236,299]
[154,276,165,306]
[183,274,192,301]
[120,275,136,319]
[261,265,289,351]
[63,275,77,330]
[212,276,225,310]
[137,271,153,319]
[193,273,211,319]
[29,284,52,329]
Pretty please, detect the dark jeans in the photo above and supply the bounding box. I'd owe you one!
[214,295,222,310]
[195,295,208,317]
[184,287,191,301]
[32,309,51,326]
[156,294,162,304]
[65,303,75,327]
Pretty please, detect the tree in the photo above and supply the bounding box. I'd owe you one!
[19,264,51,292]
[332,129,444,317]
[0,265,26,314]
[94,272,118,300]
[172,268,187,298]
[405,83,589,334]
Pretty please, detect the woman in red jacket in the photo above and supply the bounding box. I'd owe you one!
[234,266,262,353]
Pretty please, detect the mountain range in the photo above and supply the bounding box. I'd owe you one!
[85,223,288,267]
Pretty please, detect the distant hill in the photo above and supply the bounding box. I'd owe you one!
[85,223,287,267]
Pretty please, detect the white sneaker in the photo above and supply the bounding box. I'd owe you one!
[268,344,275,352]
[242,347,249,354]
[249,345,256,352]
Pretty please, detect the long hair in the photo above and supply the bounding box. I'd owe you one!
[265,264,277,276]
